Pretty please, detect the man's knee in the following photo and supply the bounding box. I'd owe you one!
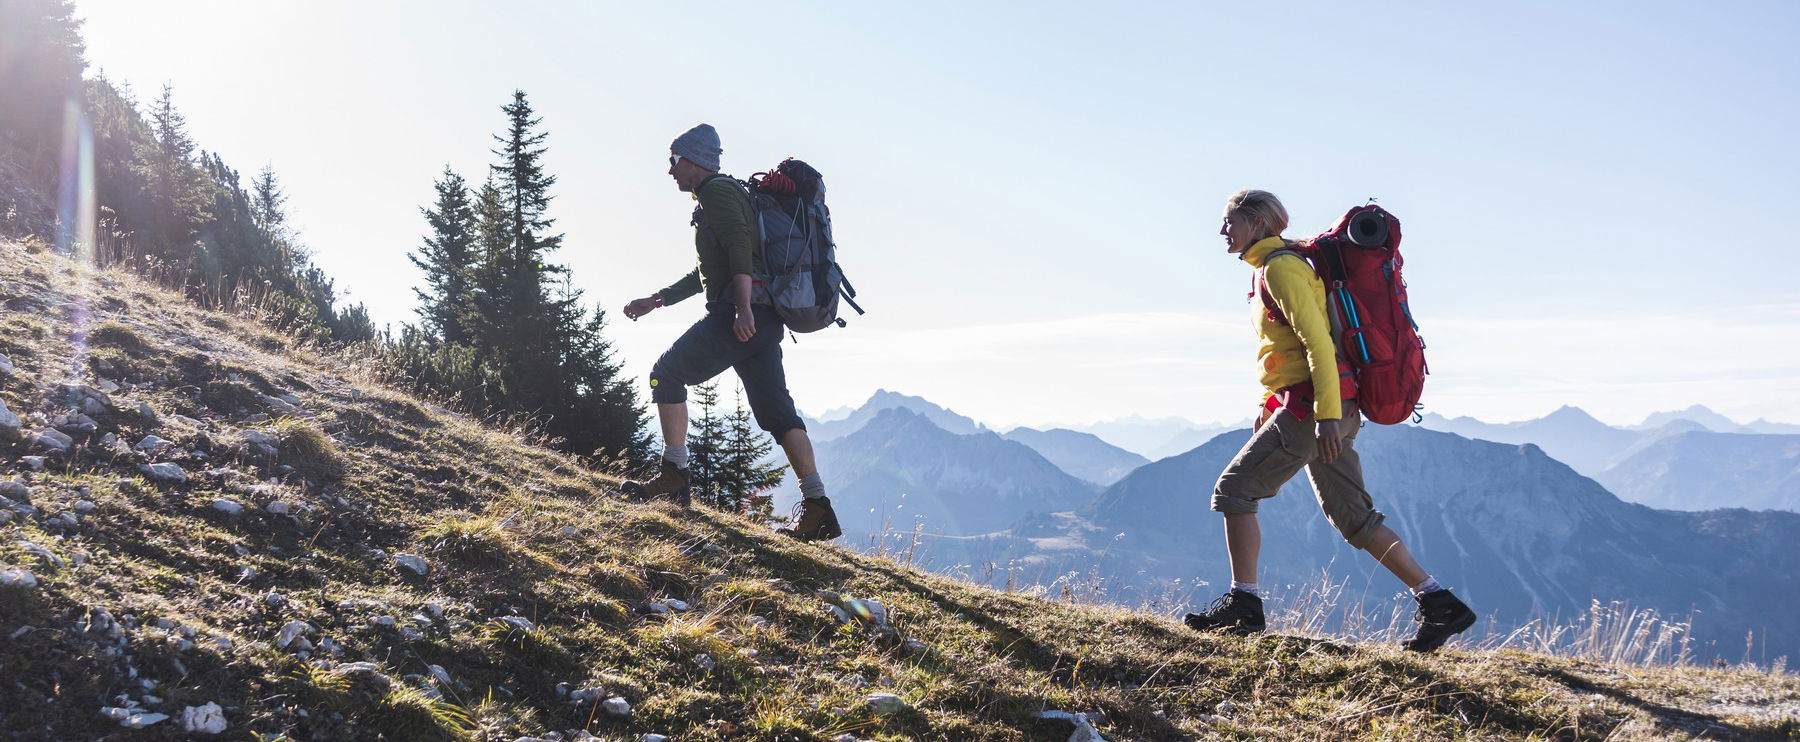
[648,369,686,405]
[750,403,804,438]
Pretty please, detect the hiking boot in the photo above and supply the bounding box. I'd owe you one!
[1183,590,1266,635]
[1403,589,1476,653]
[778,496,842,542]
[620,465,691,506]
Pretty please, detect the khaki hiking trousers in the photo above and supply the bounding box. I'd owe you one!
[1210,401,1387,550]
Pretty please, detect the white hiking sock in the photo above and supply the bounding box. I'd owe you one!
[1230,580,1260,597]
[662,444,690,470]
[798,473,827,500]
[1409,576,1443,598]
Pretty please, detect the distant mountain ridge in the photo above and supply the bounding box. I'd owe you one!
[819,408,1098,537]
[1001,427,1148,486]
[1598,430,1800,511]
[918,424,1800,661]
[808,389,985,442]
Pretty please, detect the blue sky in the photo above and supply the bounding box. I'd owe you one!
[73,1,1800,428]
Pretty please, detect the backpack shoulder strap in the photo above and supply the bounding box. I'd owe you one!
[1256,249,1304,327]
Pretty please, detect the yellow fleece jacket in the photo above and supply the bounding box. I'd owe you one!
[1243,236,1342,420]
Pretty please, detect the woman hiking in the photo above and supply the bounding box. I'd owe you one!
[1182,189,1475,653]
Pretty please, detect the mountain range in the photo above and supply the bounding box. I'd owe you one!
[787,392,1800,660]
[909,423,1800,661]
[813,407,1097,537]
[999,427,1147,486]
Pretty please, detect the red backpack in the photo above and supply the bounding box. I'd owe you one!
[1257,204,1426,425]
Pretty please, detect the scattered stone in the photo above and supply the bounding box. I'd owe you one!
[428,664,453,686]
[1038,710,1105,742]
[694,653,716,673]
[278,393,301,406]
[333,662,382,675]
[20,456,44,470]
[559,525,578,538]
[19,542,63,568]
[47,511,78,529]
[264,592,289,610]
[137,401,157,421]
[1215,700,1237,715]
[242,429,279,456]
[834,735,861,742]
[0,353,13,373]
[839,673,870,690]
[276,620,313,649]
[135,434,171,452]
[570,687,604,704]
[499,616,535,632]
[0,399,19,433]
[210,499,244,516]
[393,554,429,576]
[665,598,691,612]
[423,602,445,618]
[372,616,397,628]
[865,692,907,715]
[73,499,95,513]
[903,638,930,655]
[645,602,671,615]
[170,414,204,428]
[96,378,120,394]
[180,702,227,734]
[208,636,235,651]
[121,711,170,729]
[0,568,37,588]
[0,479,29,499]
[263,396,298,414]
[641,735,670,742]
[600,697,632,718]
[32,428,72,451]
[265,501,290,515]
[139,462,187,484]
[746,615,770,630]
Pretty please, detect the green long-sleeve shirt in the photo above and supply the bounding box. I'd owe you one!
[658,176,762,305]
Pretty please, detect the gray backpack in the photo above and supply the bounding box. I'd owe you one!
[741,160,863,332]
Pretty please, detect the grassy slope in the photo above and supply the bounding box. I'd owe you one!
[0,240,1794,742]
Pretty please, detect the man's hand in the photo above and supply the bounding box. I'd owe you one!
[624,296,659,321]
[733,305,756,342]
[1316,419,1343,464]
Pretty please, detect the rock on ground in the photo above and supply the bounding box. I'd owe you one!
[139,462,187,483]
[180,702,227,734]
[866,692,907,715]
[1039,710,1106,742]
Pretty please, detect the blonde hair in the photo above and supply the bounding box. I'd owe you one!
[1224,189,1290,241]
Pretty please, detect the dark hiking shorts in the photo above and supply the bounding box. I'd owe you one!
[649,303,805,438]
[1210,402,1387,549]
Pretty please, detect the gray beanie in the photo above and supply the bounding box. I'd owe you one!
[671,123,722,172]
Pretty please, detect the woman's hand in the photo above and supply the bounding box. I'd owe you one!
[624,296,659,321]
[1316,419,1343,464]
[733,305,757,342]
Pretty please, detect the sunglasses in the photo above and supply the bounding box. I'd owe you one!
[669,154,683,167]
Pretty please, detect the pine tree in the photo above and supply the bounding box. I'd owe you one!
[715,386,787,518]
[687,382,725,500]
[0,0,86,158]
[251,165,287,234]
[410,167,478,344]
[133,85,209,273]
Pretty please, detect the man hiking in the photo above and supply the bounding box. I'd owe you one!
[620,124,842,542]
[1183,189,1475,653]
